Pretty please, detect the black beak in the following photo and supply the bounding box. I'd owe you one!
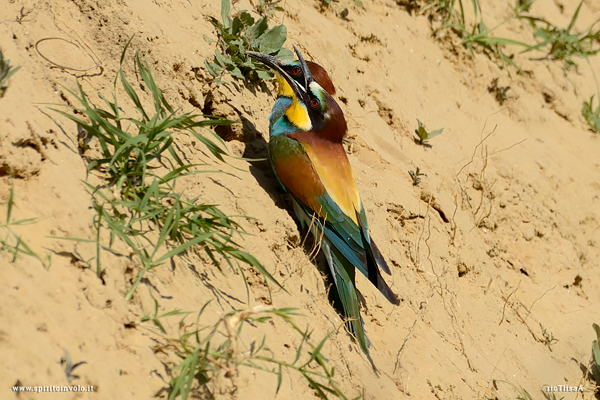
[247,50,309,104]
[292,45,314,89]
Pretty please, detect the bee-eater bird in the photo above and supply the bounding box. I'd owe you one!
[248,48,399,365]
[261,55,336,97]
[251,53,336,132]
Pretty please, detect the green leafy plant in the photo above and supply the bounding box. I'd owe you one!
[204,0,292,84]
[414,119,443,145]
[168,305,352,400]
[60,350,87,383]
[409,167,426,186]
[592,323,600,387]
[140,291,191,335]
[53,39,283,301]
[540,324,559,351]
[252,0,284,16]
[519,0,600,69]
[0,49,21,98]
[1,183,51,268]
[582,96,600,133]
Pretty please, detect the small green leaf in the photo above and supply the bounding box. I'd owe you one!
[248,16,269,40]
[276,364,283,393]
[204,60,222,77]
[258,25,287,54]
[215,50,234,67]
[256,70,272,80]
[593,323,600,340]
[230,67,245,80]
[231,16,243,36]
[220,0,231,28]
[275,47,294,60]
[239,11,255,27]
[202,34,213,45]
[427,128,444,139]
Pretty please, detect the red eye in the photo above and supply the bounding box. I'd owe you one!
[311,99,319,108]
[292,67,301,75]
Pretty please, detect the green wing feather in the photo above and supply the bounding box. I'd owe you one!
[315,194,399,305]
[322,240,376,370]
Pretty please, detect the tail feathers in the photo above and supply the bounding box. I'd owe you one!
[376,272,400,306]
[360,225,399,305]
[356,205,391,276]
[323,241,377,371]
[292,196,397,305]
[370,239,391,275]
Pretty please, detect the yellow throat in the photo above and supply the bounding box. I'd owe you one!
[276,73,312,131]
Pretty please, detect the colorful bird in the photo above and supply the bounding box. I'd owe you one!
[248,48,398,366]
[251,53,336,133]
[262,55,336,97]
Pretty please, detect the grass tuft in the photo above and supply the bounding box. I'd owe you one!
[0,183,51,268]
[53,38,283,300]
[494,379,534,400]
[0,49,21,98]
[141,290,191,335]
[397,0,530,72]
[518,0,600,69]
[582,95,600,134]
[399,0,599,74]
[167,305,352,400]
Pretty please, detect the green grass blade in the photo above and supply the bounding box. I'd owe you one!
[228,249,286,292]
[154,231,215,265]
[119,34,135,66]
[120,69,148,121]
[567,0,584,33]
[6,183,14,223]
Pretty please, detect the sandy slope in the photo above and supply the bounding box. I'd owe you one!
[1,0,599,399]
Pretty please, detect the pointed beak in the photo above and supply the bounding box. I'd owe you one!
[247,50,309,104]
[292,45,314,88]
[246,51,282,73]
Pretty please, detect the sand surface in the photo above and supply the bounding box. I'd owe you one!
[1,0,600,399]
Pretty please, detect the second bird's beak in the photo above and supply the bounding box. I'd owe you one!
[292,45,314,89]
[247,51,309,104]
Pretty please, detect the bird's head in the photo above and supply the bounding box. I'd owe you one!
[281,58,336,97]
[248,47,346,141]
[247,51,335,98]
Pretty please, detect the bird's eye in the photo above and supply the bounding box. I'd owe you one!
[311,98,319,108]
[292,67,301,76]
